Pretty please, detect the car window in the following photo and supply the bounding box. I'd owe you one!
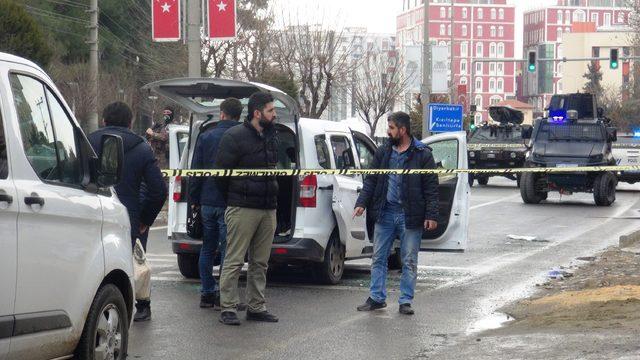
[330,135,356,170]
[314,135,331,169]
[10,74,83,185]
[0,106,7,179]
[429,139,459,170]
[354,136,376,169]
[177,132,189,159]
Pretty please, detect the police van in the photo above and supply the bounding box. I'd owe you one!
[149,78,470,284]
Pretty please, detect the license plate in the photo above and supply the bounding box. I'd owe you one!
[557,163,578,168]
[487,154,496,159]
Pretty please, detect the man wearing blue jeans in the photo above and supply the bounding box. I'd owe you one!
[354,111,439,315]
[190,98,242,309]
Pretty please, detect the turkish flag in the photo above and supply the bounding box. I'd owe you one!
[152,0,181,42]
[208,0,237,40]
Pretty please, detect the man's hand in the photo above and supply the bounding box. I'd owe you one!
[145,128,154,137]
[139,223,149,235]
[424,220,438,231]
[353,207,365,219]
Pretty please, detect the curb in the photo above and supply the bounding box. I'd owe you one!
[619,229,640,248]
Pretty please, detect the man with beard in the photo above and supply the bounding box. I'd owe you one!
[353,111,439,316]
[145,106,175,170]
[215,92,280,326]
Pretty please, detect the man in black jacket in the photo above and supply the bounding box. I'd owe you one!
[189,98,242,309]
[353,111,439,316]
[88,102,167,322]
[215,92,280,326]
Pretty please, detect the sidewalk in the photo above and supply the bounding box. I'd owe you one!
[422,232,640,360]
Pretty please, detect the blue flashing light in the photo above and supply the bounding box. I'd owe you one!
[548,109,567,124]
[633,128,640,139]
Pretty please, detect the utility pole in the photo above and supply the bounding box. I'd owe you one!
[421,0,431,139]
[449,0,455,104]
[87,0,98,132]
[187,0,201,77]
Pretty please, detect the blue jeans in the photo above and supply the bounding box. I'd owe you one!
[199,206,227,295]
[370,207,422,305]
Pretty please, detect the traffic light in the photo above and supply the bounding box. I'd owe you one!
[470,123,477,131]
[528,51,536,73]
[610,48,619,70]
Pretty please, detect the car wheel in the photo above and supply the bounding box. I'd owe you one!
[75,284,128,360]
[520,173,545,204]
[313,231,345,285]
[387,248,402,270]
[594,172,617,207]
[177,253,200,279]
[477,176,489,186]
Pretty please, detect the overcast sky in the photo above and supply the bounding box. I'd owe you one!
[274,0,559,57]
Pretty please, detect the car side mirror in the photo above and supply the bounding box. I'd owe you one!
[607,128,617,142]
[97,134,124,188]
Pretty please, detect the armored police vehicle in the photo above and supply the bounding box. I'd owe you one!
[520,93,618,206]
[468,106,530,186]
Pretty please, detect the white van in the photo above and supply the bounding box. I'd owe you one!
[0,53,133,360]
[147,78,470,284]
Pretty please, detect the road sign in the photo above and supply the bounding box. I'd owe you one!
[428,103,464,133]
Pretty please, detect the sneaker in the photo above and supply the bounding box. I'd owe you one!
[356,297,387,312]
[399,303,414,315]
[200,292,220,309]
[219,311,241,326]
[246,310,279,322]
[133,305,151,322]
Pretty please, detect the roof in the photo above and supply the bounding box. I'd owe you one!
[495,100,534,110]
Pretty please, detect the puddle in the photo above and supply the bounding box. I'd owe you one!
[466,312,513,334]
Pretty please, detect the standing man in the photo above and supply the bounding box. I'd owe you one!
[353,111,439,316]
[216,92,279,326]
[146,105,175,170]
[189,98,242,309]
[89,102,167,322]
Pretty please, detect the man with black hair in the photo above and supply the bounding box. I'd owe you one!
[215,92,280,326]
[88,101,167,322]
[353,111,439,316]
[146,105,175,169]
[190,97,242,309]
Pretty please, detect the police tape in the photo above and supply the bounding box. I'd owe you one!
[467,143,526,150]
[162,165,640,178]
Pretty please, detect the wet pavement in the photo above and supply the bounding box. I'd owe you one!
[129,178,640,359]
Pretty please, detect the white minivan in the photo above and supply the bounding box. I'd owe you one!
[0,53,133,360]
[147,78,470,284]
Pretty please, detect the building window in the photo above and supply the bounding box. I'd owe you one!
[462,25,468,37]
[565,10,571,24]
[557,10,563,24]
[557,27,562,41]
[604,13,611,26]
[448,24,452,36]
[440,7,446,18]
[462,7,467,19]
[498,26,504,38]
[497,62,504,75]
[448,7,453,19]
[499,8,504,20]
[489,42,496,57]
[489,78,496,93]
[618,12,624,24]
[491,8,497,20]
[558,80,563,93]
[490,96,502,105]
[497,43,504,58]
[475,62,483,75]
[475,95,483,110]
[573,10,586,22]
[490,62,496,75]
[490,26,496,37]
[497,78,504,93]
[461,41,468,57]
[460,60,467,74]
[440,24,446,35]
[460,77,468,85]
[591,12,599,25]
[474,113,483,124]
[476,42,483,58]
[478,8,483,20]
[477,25,483,37]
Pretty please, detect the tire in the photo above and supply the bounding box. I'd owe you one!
[387,248,402,270]
[177,253,200,279]
[520,173,545,204]
[313,231,345,285]
[477,176,489,186]
[593,172,617,207]
[468,174,474,187]
[75,284,129,360]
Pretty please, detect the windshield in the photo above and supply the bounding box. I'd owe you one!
[537,123,605,142]
[469,126,523,144]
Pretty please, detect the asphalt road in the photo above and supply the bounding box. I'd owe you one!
[128,177,640,360]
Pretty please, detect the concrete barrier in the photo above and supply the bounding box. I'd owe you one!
[619,229,640,248]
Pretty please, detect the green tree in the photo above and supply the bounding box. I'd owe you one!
[0,0,52,67]
[583,62,603,95]
[257,67,299,100]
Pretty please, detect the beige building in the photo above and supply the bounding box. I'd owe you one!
[561,27,634,96]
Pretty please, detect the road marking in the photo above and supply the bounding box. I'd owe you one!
[471,193,520,210]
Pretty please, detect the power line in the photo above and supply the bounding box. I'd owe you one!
[40,0,89,9]
[24,5,90,25]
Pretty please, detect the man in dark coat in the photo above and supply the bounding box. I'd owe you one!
[88,101,167,322]
[354,111,439,316]
[189,98,242,309]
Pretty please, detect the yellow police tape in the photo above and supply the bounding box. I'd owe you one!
[162,165,640,178]
[467,143,526,150]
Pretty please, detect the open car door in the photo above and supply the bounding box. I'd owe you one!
[421,132,470,251]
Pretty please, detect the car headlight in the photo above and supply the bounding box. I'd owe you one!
[469,151,475,158]
[510,152,517,159]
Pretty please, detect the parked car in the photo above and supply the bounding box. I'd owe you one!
[0,52,133,360]
[145,78,470,284]
[612,133,640,184]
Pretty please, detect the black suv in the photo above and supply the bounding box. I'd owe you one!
[520,93,618,206]
[468,106,531,187]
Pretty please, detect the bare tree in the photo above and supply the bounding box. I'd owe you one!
[351,52,412,137]
[271,15,360,119]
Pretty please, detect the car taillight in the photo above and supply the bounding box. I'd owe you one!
[299,175,317,208]
[173,175,182,202]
